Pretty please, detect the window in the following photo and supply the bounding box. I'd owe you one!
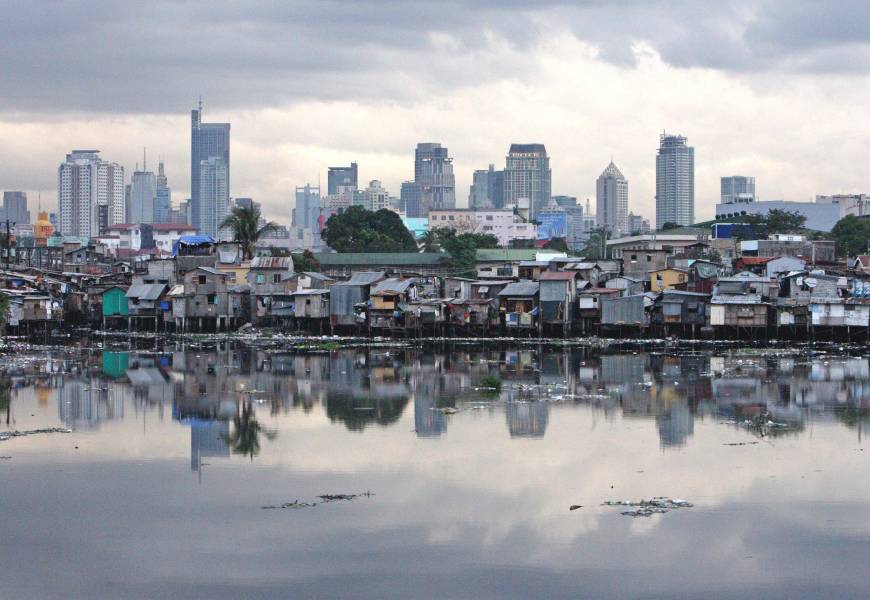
[486,215,493,221]
[449,215,454,221]
[646,255,652,262]
[630,254,637,262]
[256,274,265,284]
[208,294,217,305]
[198,275,206,284]
[273,274,281,283]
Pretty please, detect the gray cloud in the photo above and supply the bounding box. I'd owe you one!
[4,1,870,115]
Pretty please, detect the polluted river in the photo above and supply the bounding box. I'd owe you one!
[2,337,870,599]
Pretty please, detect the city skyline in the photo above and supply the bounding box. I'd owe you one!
[4,2,870,225]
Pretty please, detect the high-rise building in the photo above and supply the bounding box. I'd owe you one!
[553,195,584,250]
[190,103,230,232]
[596,161,629,236]
[198,157,229,238]
[155,161,172,223]
[721,176,755,204]
[628,212,651,235]
[129,168,157,224]
[655,133,694,228]
[400,181,423,217]
[327,163,358,195]
[1,191,30,224]
[414,143,455,214]
[468,164,505,210]
[58,150,125,238]
[504,144,551,219]
[293,184,321,231]
[363,180,391,212]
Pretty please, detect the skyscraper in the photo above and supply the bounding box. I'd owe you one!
[58,150,125,237]
[327,163,358,195]
[198,157,229,238]
[129,167,157,224]
[553,195,584,250]
[468,164,505,210]
[414,143,455,214]
[293,184,321,231]
[596,161,629,236]
[1,191,30,224]
[155,161,172,223]
[362,180,391,212]
[721,176,755,204]
[655,133,694,228]
[504,144,551,219]
[400,181,423,217]
[190,103,230,232]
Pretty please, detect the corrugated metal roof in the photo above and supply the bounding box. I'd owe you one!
[303,271,334,281]
[292,289,329,296]
[196,267,227,276]
[167,284,185,297]
[250,256,295,269]
[371,278,417,295]
[519,260,550,267]
[712,293,763,304]
[348,271,386,285]
[314,253,447,266]
[475,249,539,262]
[125,283,166,300]
[539,271,577,281]
[498,281,539,297]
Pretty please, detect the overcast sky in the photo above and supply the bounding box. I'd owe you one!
[2,0,869,223]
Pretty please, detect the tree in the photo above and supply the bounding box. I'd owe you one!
[438,229,500,277]
[659,222,680,231]
[219,205,279,260]
[580,228,610,260]
[0,291,9,331]
[223,401,277,460]
[321,206,417,253]
[291,249,320,272]
[831,215,870,257]
[419,229,442,253]
[764,209,806,234]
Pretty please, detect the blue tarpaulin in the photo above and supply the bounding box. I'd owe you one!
[172,235,215,256]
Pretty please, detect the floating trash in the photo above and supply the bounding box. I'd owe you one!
[262,492,373,510]
[0,427,72,442]
[602,497,694,518]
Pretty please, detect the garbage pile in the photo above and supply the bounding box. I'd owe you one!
[602,497,694,518]
[0,427,72,442]
[262,491,373,510]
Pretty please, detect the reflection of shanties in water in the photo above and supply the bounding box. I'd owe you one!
[16,344,870,452]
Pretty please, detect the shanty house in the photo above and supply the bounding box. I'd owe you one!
[498,281,540,330]
[369,278,419,330]
[329,271,386,328]
[652,290,708,330]
[538,271,578,332]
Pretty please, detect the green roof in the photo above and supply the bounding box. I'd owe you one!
[475,249,539,262]
[314,252,448,266]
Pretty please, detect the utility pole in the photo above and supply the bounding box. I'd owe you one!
[4,219,14,271]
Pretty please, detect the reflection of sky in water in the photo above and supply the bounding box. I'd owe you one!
[2,345,870,599]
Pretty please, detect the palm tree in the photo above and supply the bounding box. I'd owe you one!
[419,229,442,253]
[219,205,279,260]
[223,401,277,460]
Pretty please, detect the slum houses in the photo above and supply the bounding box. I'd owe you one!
[4,232,870,341]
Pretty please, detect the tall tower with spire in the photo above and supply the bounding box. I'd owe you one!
[596,160,629,236]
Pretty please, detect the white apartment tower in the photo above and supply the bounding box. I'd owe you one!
[596,161,629,236]
[199,156,229,238]
[58,150,125,237]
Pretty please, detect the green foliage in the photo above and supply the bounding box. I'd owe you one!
[543,237,569,253]
[580,228,610,260]
[659,222,681,231]
[418,229,441,253]
[436,228,499,277]
[321,206,417,253]
[291,249,320,272]
[763,209,806,234]
[219,205,279,260]
[479,375,502,397]
[831,215,870,257]
[0,291,8,330]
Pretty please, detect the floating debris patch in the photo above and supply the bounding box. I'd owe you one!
[262,491,374,510]
[602,497,694,518]
[0,427,72,442]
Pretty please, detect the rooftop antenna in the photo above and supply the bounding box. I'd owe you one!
[198,96,203,112]
[143,147,147,172]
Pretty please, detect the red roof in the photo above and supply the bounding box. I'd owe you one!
[736,257,773,265]
[539,271,577,281]
[151,223,197,231]
[855,256,870,268]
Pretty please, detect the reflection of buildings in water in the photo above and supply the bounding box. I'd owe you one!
[414,394,447,438]
[189,418,230,471]
[656,400,694,448]
[600,354,646,386]
[126,367,175,407]
[58,379,126,428]
[506,401,548,438]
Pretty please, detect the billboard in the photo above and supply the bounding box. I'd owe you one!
[536,211,568,241]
